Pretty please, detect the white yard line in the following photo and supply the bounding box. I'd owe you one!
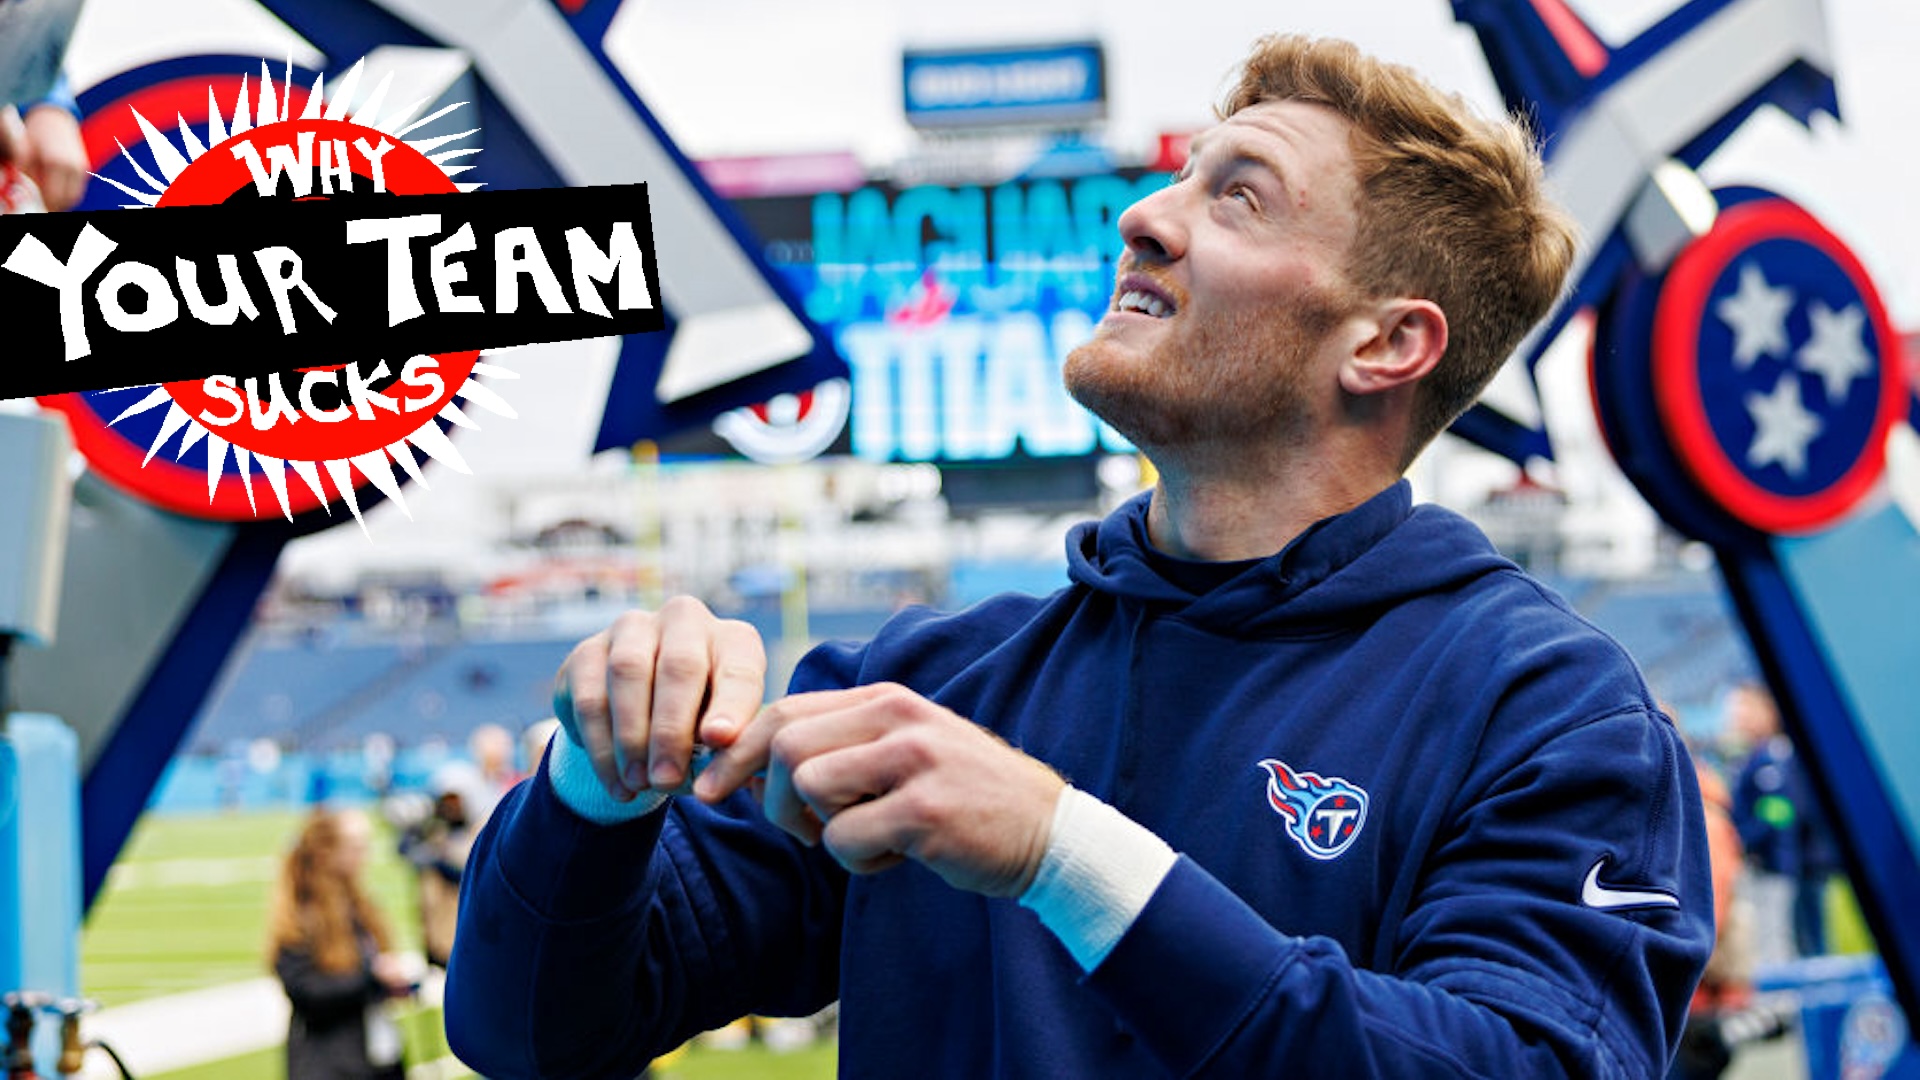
[78,977,289,1079]
[75,968,451,1079]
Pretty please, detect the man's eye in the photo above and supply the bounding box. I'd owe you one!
[1226,185,1255,206]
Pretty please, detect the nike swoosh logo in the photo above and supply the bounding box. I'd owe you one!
[1581,858,1680,911]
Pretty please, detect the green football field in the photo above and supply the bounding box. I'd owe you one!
[83,810,414,1006]
[79,805,1876,1079]
[81,808,834,1079]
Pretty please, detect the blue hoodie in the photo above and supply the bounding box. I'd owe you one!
[447,482,1713,1078]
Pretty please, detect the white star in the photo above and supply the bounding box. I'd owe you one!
[1795,299,1873,405]
[1745,373,1823,477]
[1715,263,1795,370]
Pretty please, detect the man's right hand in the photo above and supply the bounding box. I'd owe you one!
[553,596,768,802]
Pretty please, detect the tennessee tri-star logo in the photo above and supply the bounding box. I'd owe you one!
[1257,758,1369,861]
[1651,196,1905,535]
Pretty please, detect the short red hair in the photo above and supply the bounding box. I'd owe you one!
[1223,35,1578,462]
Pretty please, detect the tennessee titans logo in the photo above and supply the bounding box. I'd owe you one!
[1258,759,1369,861]
[1650,196,1905,535]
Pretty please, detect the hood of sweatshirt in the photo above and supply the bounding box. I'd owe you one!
[1064,481,1517,635]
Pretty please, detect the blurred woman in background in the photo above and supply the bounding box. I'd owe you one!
[268,808,417,1080]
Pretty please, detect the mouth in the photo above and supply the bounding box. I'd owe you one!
[1112,273,1177,319]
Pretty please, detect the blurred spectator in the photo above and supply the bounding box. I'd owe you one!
[217,753,245,813]
[1671,755,1763,1079]
[521,716,562,777]
[0,108,43,214]
[399,761,489,969]
[13,74,86,210]
[0,0,84,214]
[0,0,82,107]
[268,808,417,1080]
[1726,682,1840,962]
[363,733,397,801]
[468,722,520,813]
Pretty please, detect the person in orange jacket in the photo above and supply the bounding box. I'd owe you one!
[1671,750,1762,1080]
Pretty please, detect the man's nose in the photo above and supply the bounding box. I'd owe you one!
[1117,184,1186,264]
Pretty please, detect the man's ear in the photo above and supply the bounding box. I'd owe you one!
[1339,299,1447,396]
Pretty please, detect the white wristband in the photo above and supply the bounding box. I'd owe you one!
[546,733,670,825]
[1018,786,1177,972]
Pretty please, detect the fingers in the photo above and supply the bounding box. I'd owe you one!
[695,683,899,803]
[762,765,825,846]
[555,630,626,798]
[773,738,909,843]
[702,619,767,747]
[686,681,1063,896]
[789,740,908,814]
[795,698,1066,895]
[551,599,769,803]
[603,609,662,792]
[729,686,926,845]
[818,796,915,876]
[645,599,710,790]
[642,603,768,789]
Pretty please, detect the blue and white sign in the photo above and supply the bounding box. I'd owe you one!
[903,42,1105,129]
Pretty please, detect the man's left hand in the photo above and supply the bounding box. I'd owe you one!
[696,683,1065,898]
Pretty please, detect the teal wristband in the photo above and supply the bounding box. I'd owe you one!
[545,733,669,825]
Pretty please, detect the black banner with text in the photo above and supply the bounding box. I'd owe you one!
[0,182,663,397]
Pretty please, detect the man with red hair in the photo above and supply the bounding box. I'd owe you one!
[449,35,1712,1078]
